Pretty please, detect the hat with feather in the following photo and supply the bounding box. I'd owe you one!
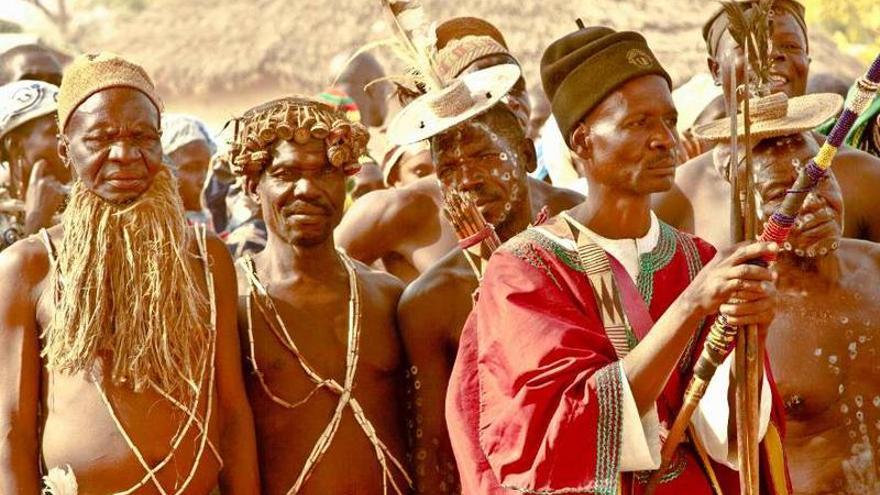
[374,1,521,146]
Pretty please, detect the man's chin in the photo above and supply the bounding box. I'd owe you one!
[638,176,675,195]
[95,181,155,205]
[286,229,333,248]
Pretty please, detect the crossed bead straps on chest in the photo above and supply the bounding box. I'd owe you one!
[240,252,412,495]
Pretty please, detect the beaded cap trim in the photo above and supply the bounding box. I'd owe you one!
[228,96,369,178]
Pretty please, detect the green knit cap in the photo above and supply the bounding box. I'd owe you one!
[540,23,671,147]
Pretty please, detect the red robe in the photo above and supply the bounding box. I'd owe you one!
[445,216,791,494]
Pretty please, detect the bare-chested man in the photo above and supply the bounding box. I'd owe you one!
[654,0,880,248]
[714,131,880,494]
[231,96,412,494]
[0,53,259,494]
[337,17,582,283]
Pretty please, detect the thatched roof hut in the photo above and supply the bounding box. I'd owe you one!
[73,0,862,125]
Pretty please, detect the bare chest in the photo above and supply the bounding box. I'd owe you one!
[243,286,402,397]
[768,286,880,428]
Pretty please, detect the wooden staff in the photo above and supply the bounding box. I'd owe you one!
[647,50,880,495]
[737,37,763,494]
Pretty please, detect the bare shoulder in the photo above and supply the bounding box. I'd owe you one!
[350,257,405,300]
[675,151,715,193]
[398,250,471,336]
[839,239,880,275]
[832,146,880,177]
[0,230,53,300]
[527,177,584,214]
[342,179,439,231]
[653,151,714,227]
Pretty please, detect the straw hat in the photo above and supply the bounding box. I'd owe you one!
[692,91,843,143]
[387,63,521,146]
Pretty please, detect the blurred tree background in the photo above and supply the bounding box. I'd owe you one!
[802,0,880,64]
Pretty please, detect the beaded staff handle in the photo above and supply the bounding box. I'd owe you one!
[646,53,880,495]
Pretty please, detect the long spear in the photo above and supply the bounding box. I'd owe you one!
[644,51,880,495]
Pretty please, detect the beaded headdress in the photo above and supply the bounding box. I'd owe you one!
[228,95,369,178]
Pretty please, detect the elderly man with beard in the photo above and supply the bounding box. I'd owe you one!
[717,132,880,494]
[654,0,880,248]
[0,53,259,494]
[337,16,582,283]
[446,24,790,494]
[231,96,412,494]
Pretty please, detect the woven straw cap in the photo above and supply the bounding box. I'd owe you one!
[692,92,843,143]
[57,53,163,131]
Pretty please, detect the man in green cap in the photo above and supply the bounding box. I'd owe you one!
[446,23,790,494]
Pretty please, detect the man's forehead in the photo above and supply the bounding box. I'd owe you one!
[437,119,503,147]
[70,88,160,128]
[594,76,674,120]
[271,139,328,165]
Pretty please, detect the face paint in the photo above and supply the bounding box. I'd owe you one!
[432,113,529,229]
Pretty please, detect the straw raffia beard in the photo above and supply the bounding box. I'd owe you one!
[41,169,210,403]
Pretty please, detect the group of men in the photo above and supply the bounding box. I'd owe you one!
[0,0,878,494]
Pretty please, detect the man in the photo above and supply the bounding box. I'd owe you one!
[381,142,434,188]
[329,52,389,128]
[655,0,880,248]
[0,53,259,494]
[162,113,217,228]
[349,158,386,200]
[447,25,789,494]
[231,96,411,494]
[0,43,63,86]
[337,17,583,283]
[712,131,880,494]
[395,79,545,492]
[0,80,69,246]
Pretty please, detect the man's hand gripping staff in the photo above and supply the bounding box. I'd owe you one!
[646,52,880,495]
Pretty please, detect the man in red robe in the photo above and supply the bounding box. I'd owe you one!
[446,24,792,494]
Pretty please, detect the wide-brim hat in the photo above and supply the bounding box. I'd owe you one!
[388,63,521,146]
[692,92,843,143]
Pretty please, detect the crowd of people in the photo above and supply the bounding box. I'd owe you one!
[0,0,879,494]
